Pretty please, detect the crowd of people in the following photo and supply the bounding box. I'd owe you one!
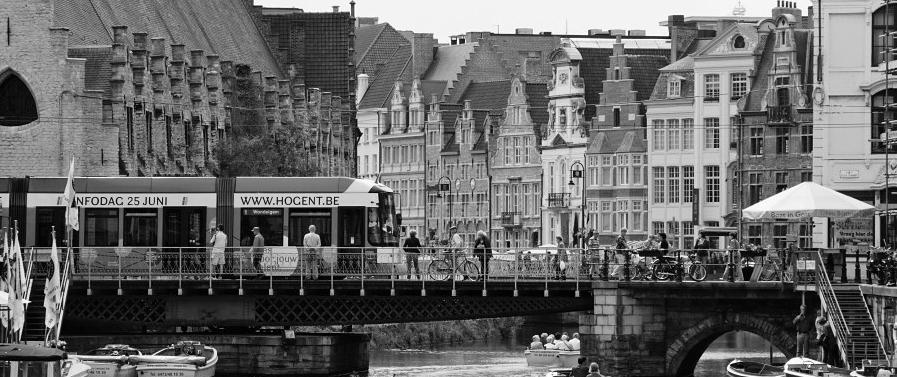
[528,332,581,351]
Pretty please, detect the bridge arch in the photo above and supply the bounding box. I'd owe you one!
[666,312,795,377]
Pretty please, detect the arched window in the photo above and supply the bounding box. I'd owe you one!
[733,35,745,49]
[0,71,38,126]
[873,4,897,66]
[872,89,897,154]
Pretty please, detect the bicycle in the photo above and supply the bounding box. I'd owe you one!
[757,251,794,282]
[427,248,480,281]
[652,252,707,281]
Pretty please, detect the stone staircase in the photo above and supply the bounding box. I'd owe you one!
[831,286,888,368]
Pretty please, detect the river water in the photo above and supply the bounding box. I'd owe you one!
[369,331,785,377]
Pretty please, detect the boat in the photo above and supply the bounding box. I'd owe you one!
[544,368,573,377]
[77,344,142,377]
[727,360,784,377]
[133,341,217,377]
[524,349,580,368]
[850,359,895,377]
[783,357,851,377]
[0,343,91,377]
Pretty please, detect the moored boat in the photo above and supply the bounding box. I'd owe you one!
[133,341,217,377]
[524,349,580,368]
[77,344,142,377]
[727,360,784,377]
[0,343,91,377]
[850,359,895,377]
[783,357,851,377]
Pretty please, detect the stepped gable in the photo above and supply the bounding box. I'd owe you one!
[424,43,476,82]
[357,44,412,109]
[577,47,670,119]
[445,39,512,103]
[457,80,513,111]
[525,82,550,125]
[67,46,113,97]
[355,23,410,75]
[54,0,283,78]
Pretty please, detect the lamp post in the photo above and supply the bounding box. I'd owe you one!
[454,178,462,235]
[569,161,586,248]
[469,177,477,233]
[437,176,451,234]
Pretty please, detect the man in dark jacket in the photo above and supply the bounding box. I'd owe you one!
[403,230,422,279]
[571,356,589,377]
[473,231,492,280]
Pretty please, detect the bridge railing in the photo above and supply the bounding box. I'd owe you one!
[65,246,791,288]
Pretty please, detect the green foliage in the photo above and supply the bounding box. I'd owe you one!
[364,317,524,350]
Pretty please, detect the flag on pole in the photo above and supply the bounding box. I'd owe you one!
[9,229,25,334]
[43,235,60,329]
[0,232,8,329]
[64,157,79,231]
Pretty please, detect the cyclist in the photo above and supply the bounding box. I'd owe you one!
[448,226,468,279]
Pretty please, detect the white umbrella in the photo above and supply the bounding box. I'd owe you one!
[742,182,874,220]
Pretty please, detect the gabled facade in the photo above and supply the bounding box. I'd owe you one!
[490,77,548,249]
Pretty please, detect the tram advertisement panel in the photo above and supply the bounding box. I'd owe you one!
[259,246,337,276]
[233,193,378,208]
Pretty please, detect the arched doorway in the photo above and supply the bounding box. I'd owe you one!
[0,70,38,126]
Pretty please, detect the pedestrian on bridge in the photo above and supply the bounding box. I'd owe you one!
[793,304,814,357]
[209,224,227,279]
[611,229,629,279]
[251,227,264,275]
[473,231,492,280]
[303,225,321,279]
[403,229,422,279]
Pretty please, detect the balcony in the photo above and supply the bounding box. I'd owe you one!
[547,193,570,209]
[767,105,795,127]
[501,212,522,228]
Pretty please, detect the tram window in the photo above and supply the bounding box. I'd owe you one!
[85,209,119,247]
[368,194,398,247]
[288,209,331,246]
[241,208,283,247]
[35,207,65,247]
[339,208,364,247]
[124,209,158,247]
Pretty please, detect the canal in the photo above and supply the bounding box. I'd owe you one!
[369,330,786,377]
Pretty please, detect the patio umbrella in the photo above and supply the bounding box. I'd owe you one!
[742,182,874,220]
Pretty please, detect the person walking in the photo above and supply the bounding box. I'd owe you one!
[611,229,629,279]
[250,227,265,276]
[587,362,606,377]
[303,225,321,279]
[209,224,227,278]
[403,229,422,279]
[694,232,711,275]
[473,231,492,280]
[723,233,743,281]
[556,236,568,280]
[793,304,814,357]
[571,357,589,377]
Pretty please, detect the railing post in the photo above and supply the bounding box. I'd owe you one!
[391,262,396,297]
[238,248,244,296]
[361,250,366,297]
[300,247,305,296]
[147,249,153,295]
[87,249,92,296]
[482,253,487,297]
[178,248,183,296]
[727,249,735,283]
[574,248,580,298]
[451,248,457,297]
[858,249,863,284]
[330,253,335,297]
[513,249,518,297]
[601,249,609,282]
[117,254,123,296]
[207,247,213,296]
[840,249,847,284]
[623,250,631,282]
[544,252,549,297]
[675,249,683,282]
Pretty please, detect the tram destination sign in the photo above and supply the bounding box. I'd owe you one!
[234,193,379,208]
[28,193,215,207]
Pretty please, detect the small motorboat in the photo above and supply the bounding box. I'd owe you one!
[524,349,580,368]
[783,357,851,377]
[727,360,784,377]
[850,359,895,377]
[133,341,217,377]
[0,343,91,377]
[545,368,573,377]
[77,344,143,377]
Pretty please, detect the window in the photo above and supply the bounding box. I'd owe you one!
[872,90,897,154]
[588,156,600,186]
[613,108,621,127]
[525,138,532,164]
[668,166,680,203]
[733,35,746,49]
[617,155,630,185]
[705,165,720,203]
[683,221,694,249]
[704,74,720,101]
[704,118,720,149]
[632,201,645,231]
[35,207,66,247]
[600,201,613,232]
[683,166,694,203]
[775,128,790,154]
[773,224,788,248]
[668,222,680,248]
[775,172,789,192]
[615,200,629,231]
[873,4,897,66]
[747,224,762,246]
[124,209,157,246]
[799,223,812,248]
[243,208,285,246]
[801,171,813,182]
[748,172,763,205]
[653,167,666,203]
[145,111,153,153]
[749,127,764,156]
[668,79,681,98]
[667,119,680,150]
[682,118,694,150]
[588,201,600,230]
[652,119,665,150]
[731,73,748,99]
[85,209,119,247]
[601,156,613,186]
[652,221,665,235]
[800,124,812,154]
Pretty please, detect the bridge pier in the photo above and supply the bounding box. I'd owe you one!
[579,282,806,377]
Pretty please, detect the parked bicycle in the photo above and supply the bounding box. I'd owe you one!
[757,252,794,282]
[652,252,707,282]
[427,248,480,281]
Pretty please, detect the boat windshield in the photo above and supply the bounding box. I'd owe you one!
[367,193,398,247]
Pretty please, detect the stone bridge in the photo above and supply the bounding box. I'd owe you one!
[580,281,808,377]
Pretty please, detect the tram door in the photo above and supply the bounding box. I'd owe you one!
[162,208,205,273]
[338,207,364,273]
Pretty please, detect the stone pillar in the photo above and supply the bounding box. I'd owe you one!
[263,75,279,130]
[278,80,293,125]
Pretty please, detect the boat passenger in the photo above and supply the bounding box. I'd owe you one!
[544,335,558,350]
[529,335,544,350]
[541,332,548,343]
[587,362,606,377]
[556,335,572,351]
[569,333,581,351]
[571,357,589,377]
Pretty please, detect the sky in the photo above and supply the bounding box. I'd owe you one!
[254,0,809,43]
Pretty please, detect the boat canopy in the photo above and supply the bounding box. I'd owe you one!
[0,344,66,361]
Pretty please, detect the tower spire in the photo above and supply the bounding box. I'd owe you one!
[732,0,746,16]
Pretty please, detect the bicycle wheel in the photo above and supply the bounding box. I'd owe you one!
[652,263,671,281]
[427,259,451,281]
[758,262,777,282]
[460,260,480,280]
[626,265,641,280]
[781,268,794,282]
[690,263,707,282]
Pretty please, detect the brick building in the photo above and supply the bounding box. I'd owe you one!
[0,0,356,178]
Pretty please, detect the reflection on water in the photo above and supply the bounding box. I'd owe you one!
[370,331,785,377]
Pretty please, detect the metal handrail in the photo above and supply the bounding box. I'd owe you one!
[811,251,852,366]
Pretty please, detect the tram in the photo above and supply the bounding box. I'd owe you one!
[0,176,399,253]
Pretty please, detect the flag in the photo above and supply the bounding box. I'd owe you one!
[43,235,60,329]
[0,232,8,329]
[9,230,24,334]
[64,157,79,231]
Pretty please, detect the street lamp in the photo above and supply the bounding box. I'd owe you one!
[454,178,462,232]
[569,161,586,248]
[437,176,451,232]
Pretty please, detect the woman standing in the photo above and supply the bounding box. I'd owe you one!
[473,231,492,280]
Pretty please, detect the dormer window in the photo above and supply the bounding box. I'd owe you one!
[667,76,682,98]
[614,68,621,80]
[733,35,746,49]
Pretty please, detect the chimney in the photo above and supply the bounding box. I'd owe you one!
[515,28,534,35]
[772,0,802,21]
[627,29,646,36]
[332,5,339,12]
[356,73,370,105]
[350,0,355,17]
[609,29,626,37]
[588,29,607,36]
